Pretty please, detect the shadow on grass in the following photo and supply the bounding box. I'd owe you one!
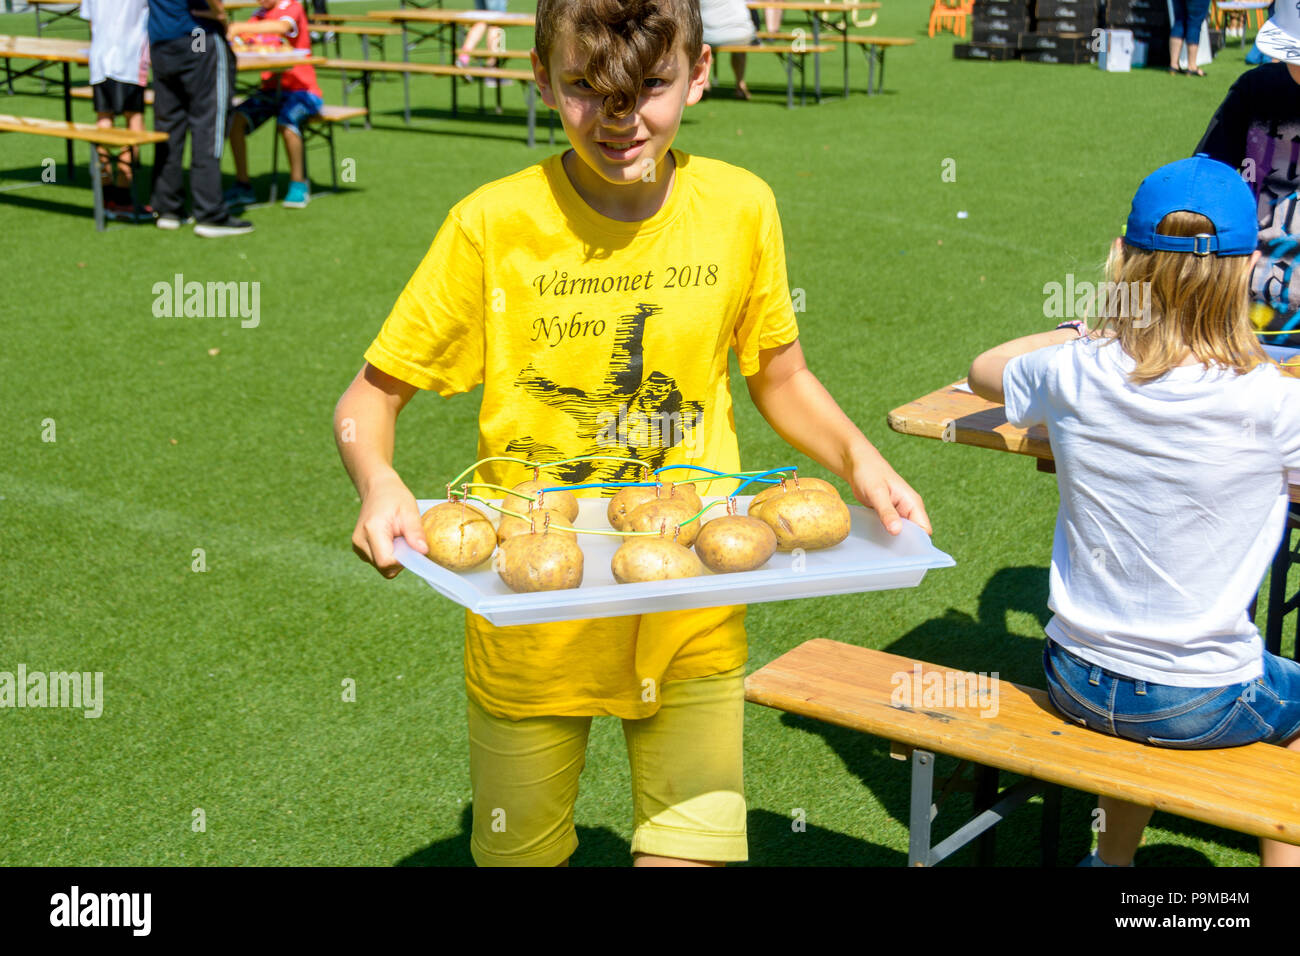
[395,803,902,866]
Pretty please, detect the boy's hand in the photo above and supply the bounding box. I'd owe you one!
[352,471,429,578]
[848,452,932,537]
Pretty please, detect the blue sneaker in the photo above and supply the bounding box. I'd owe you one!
[282,180,310,209]
[224,181,256,208]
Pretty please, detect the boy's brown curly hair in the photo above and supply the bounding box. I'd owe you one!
[535,0,704,117]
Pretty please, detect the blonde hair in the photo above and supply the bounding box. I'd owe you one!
[1093,210,1265,384]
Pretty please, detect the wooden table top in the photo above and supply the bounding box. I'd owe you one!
[233,51,325,71]
[0,34,88,63]
[0,112,168,145]
[744,1,882,10]
[367,9,536,27]
[889,379,1300,502]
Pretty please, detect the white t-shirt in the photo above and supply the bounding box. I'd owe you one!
[81,0,150,87]
[1004,337,1300,686]
[699,0,755,46]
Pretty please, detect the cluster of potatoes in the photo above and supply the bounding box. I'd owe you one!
[420,475,851,594]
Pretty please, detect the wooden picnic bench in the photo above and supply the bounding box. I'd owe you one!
[307,21,401,63]
[714,42,832,108]
[321,57,548,146]
[754,31,913,93]
[69,86,368,194]
[0,113,166,231]
[746,638,1300,865]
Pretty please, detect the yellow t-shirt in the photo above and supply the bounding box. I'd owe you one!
[365,149,800,720]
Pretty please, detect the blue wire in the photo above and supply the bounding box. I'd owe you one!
[732,467,798,497]
[539,480,659,493]
[654,464,729,476]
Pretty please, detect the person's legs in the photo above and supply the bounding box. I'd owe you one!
[623,666,747,867]
[1047,639,1300,866]
[229,112,251,183]
[462,22,491,60]
[93,111,115,189]
[276,91,322,204]
[1094,797,1155,866]
[121,111,143,189]
[185,27,234,224]
[764,6,782,31]
[149,40,191,219]
[467,696,591,867]
[730,52,750,99]
[280,124,306,183]
[1261,734,1300,865]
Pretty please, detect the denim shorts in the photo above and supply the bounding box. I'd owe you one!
[1043,640,1300,749]
[235,89,323,136]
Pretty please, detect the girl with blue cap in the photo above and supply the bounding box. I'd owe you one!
[969,156,1300,867]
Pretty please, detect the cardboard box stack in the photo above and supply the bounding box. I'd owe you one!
[1020,0,1099,63]
[954,0,1029,60]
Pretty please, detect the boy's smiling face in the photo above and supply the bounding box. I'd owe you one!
[533,35,710,218]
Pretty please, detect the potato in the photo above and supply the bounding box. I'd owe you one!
[607,485,660,531]
[496,507,576,544]
[611,536,703,583]
[493,531,584,592]
[506,479,579,522]
[694,514,777,573]
[759,489,851,552]
[421,501,497,571]
[748,476,839,520]
[663,481,703,515]
[625,498,700,547]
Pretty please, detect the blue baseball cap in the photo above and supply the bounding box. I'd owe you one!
[1124,155,1258,257]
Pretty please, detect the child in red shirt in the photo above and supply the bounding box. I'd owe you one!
[226,0,323,208]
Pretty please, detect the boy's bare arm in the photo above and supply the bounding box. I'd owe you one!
[228,19,294,37]
[334,363,430,577]
[968,327,1081,404]
[745,340,931,536]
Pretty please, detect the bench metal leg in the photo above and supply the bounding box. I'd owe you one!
[1040,783,1062,867]
[526,82,535,148]
[908,749,936,866]
[269,125,280,204]
[327,123,337,192]
[973,764,998,866]
[906,748,1049,866]
[63,62,73,179]
[402,23,411,124]
[1266,522,1293,657]
[88,140,104,232]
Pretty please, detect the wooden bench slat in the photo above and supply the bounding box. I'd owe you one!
[715,44,834,53]
[827,35,916,46]
[307,23,401,36]
[0,113,167,146]
[745,639,1300,844]
[322,57,533,81]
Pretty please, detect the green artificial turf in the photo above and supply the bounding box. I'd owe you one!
[0,0,1292,867]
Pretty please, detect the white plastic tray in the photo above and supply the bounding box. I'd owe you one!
[394,496,955,626]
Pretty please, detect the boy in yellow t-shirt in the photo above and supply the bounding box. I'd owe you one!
[334,0,930,867]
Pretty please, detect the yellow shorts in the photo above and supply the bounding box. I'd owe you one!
[467,665,747,866]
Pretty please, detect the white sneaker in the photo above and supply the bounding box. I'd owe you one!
[194,216,255,238]
[156,214,193,230]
